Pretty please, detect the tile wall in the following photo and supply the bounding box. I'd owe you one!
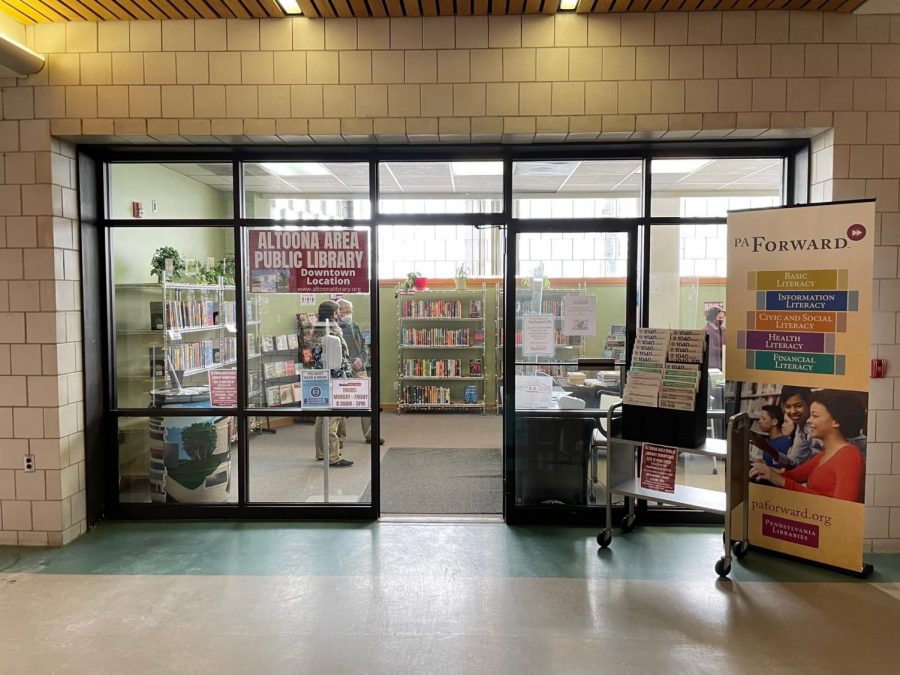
[0,10,899,550]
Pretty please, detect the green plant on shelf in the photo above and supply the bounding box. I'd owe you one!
[150,246,186,283]
[396,271,421,295]
[454,264,469,289]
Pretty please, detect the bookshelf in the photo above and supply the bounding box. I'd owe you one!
[397,285,488,413]
[114,275,248,408]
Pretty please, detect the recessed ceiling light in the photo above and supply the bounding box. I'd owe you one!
[261,163,331,177]
[651,159,713,174]
[276,0,303,14]
[559,0,578,10]
[451,161,503,176]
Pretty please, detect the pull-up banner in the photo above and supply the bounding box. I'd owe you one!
[248,229,369,294]
[727,200,875,574]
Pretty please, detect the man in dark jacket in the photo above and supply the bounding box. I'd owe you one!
[336,299,384,446]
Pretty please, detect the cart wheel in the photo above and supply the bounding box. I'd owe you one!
[620,515,636,533]
[597,529,612,548]
[732,540,750,559]
[715,557,732,577]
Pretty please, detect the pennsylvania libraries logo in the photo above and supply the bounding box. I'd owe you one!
[847,223,867,241]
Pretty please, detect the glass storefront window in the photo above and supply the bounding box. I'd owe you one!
[512,229,629,509]
[377,224,500,279]
[378,161,503,214]
[108,163,234,219]
[650,158,783,218]
[243,162,370,220]
[111,227,236,410]
[248,415,373,504]
[118,415,238,504]
[513,160,642,219]
[243,225,373,412]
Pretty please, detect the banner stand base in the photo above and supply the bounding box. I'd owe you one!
[746,545,874,579]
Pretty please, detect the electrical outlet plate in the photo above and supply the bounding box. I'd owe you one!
[23,454,35,473]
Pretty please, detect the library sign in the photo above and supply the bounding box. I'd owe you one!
[727,200,875,574]
[248,229,369,294]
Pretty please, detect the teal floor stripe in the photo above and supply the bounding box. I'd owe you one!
[2,522,898,582]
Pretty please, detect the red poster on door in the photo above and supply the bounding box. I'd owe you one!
[640,443,678,493]
[248,229,369,294]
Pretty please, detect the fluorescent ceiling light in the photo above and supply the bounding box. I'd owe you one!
[451,161,503,176]
[261,162,331,177]
[559,0,578,9]
[276,0,303,14]
[650,159,712,174]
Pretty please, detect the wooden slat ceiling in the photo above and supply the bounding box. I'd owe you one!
[0,0,871,24]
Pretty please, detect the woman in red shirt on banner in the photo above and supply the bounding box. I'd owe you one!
[750,390,866,503]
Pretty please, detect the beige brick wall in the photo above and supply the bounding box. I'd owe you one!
[1,10,899,550]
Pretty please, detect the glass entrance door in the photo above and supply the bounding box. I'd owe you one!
[243,224,376,506]
[504,225,637,523]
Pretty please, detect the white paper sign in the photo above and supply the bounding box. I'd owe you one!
[521,314,556,357]
[562,294,596,337]
[300,294,316,306]
[331,378,371,409]
[515,375,553,409]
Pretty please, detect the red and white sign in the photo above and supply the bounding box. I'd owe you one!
[640,443,678,493]
[331,378,371,409]
[209,369,238,407]
[248,229,369,294]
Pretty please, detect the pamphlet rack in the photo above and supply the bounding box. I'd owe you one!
[597,404,751,577]
[621,334,710,449]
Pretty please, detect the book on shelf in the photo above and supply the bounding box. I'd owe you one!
[292,382,303,402]
[266,385,281,406]
[285,360,296,377]
[263,362,278,379]
[275,334,289,351]
[273,361,286,378]
[279,383,294,403]
[469,359,482,376]
[261,336,275,353]
[469,300,482,319]
[149,302,164,331]
[287,333,299,350]
[473,329,485,346]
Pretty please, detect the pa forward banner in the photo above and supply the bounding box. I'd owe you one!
[248,229,369,294]
[727,200,875,574]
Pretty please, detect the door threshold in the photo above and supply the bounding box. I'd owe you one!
[380,514,504,524]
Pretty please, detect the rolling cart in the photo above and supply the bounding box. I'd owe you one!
[597,404,751,577]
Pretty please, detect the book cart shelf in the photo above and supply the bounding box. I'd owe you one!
[598,403,752,577]
[397,286,488,414]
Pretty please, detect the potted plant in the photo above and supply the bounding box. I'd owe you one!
[454,264,469,290]
[397,271,424,293]
[150,246,185,283]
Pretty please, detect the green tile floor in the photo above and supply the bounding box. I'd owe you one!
[2,521,898,582]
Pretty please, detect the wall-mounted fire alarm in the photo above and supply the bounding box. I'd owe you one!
[132,201,144,219]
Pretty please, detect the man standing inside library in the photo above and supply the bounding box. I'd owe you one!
[337,299,384,446]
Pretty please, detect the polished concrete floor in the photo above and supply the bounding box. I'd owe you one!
[2,522,900,674]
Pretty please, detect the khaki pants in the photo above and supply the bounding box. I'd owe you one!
[314,416,342,463]
[337,370,372,442]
